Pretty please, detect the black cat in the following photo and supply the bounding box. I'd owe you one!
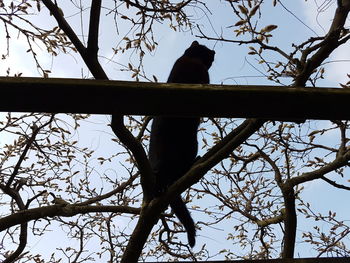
[149,41,215,247]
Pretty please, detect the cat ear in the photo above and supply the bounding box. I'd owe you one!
[191,41,199,47]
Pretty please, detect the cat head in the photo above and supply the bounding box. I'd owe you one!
[184,41,215,69]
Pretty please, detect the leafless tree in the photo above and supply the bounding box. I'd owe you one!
[1,0,350,262]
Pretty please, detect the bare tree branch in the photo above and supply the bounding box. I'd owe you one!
[6,115,54,189]
[294,0,350,86]
[3,223,28,263]
[0,204,141,232]
[111,115,154,202]
[41,0,108,79]
[289,150,350,187]
[87,0,102,57]
[121,0,194,13]
[321,176,350,191]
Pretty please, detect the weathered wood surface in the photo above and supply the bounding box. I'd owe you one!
[2,77,349,120]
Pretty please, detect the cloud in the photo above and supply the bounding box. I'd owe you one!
[299,0,335,35]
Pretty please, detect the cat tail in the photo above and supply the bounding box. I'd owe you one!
[170,195,196,247]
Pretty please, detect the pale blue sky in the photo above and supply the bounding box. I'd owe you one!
[1,0,350,260]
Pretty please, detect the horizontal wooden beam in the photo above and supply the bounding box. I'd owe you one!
[2,77,349,120]
[146,257,349,263]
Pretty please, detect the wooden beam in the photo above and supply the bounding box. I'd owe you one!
[1,77,349,120]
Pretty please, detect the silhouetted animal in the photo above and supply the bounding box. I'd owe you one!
[149,41,215,247]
